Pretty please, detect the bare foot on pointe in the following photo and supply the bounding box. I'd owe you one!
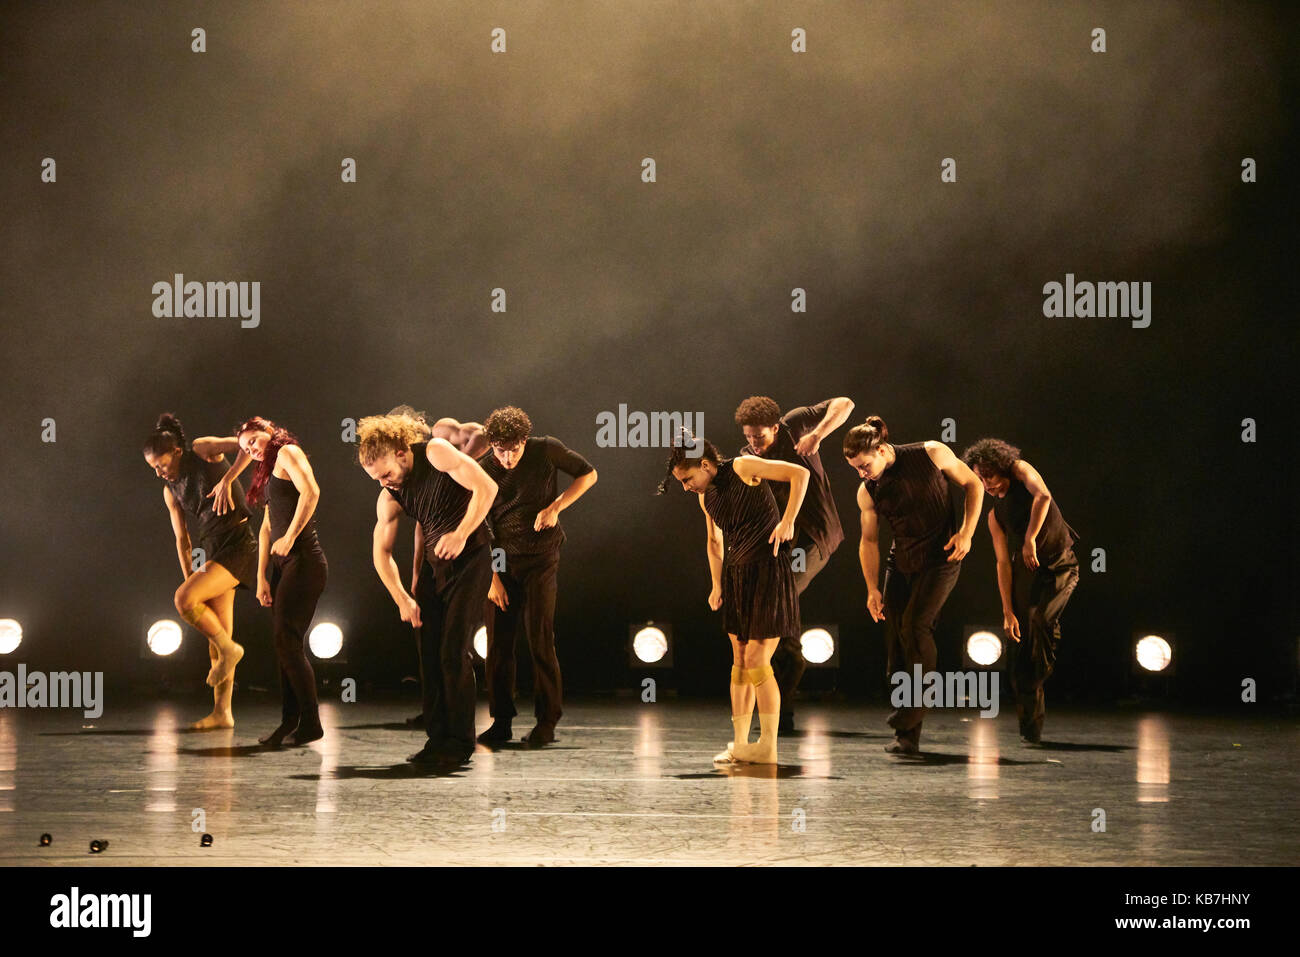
[189,711,234,731]
[206,642,244,687]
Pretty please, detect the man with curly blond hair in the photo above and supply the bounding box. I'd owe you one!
[358,405,498,764]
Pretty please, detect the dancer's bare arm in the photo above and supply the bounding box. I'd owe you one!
[1013,459,1052,571]
[197,435,251,515]
[373,492,421,627]
[425,438,497,560]
[270,444,320,556]
[433,418,489,458]
[793,396,856,457]
[856,484,884,622]
[925,440,983,562]
[257,508,273,607]
[164,486,192,580]
[734,454,809,554]
[988,509,1019,641]
[699,494,723,610]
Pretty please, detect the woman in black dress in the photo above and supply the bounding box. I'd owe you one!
[659,435,809,764]
[212,416,328,746]
[143,414,258,730]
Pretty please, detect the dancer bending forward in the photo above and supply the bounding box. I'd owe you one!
[659,435,809,764]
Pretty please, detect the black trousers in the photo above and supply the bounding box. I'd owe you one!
[484,548,563,729]
[414,543,492,747]
[269,548,328,724]
[770,538,833,718]
[883,560,961,743]
[1008,548,1079,739]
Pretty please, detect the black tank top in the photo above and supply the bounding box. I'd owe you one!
[703,459,785,566]
[268,474,323,555]
[865,442,955,574]
[992,473,1078,561]
[386,441,491,559]
[166,449,251,544]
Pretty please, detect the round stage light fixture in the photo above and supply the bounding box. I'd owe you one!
[632,626,669,664]
[308,622,343,659]
[1135,635,1173,672]
[146,619,182,656]
[0,619,22,655]
[966,630,1002,667]
[473,625,487,660]
[800,628,835,664]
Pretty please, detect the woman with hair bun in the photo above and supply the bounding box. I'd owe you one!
[843,415,984,754]
[658,431,809,765]
[142,413,257,729]
[210,416,328,747]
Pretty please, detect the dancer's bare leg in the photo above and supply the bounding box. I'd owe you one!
[174,563,244,687]
[190,590,236,729]
[714,635,757,763]
[734,637,781,763]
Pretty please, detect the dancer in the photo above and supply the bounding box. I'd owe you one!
[658,434,809,765]
[843,416,983,754]
[474,407,598,747]
[142,414,256,729]
[405,415,488,727]
[962,439,1079,744]
[359,407,497,764]
[211,418,329,747]
[736,395,853,732]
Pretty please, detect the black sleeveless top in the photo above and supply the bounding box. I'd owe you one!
[865,442,955,574]
[703,459,785,566]
[166,449,251,545]
[268,473,323,557]
[478,436,594,555]
[386,441,491,559]
[991,472,1078,562]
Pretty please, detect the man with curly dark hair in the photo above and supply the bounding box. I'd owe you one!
[475,406,598,747]
[735,394,854,734]
[962,438,1080,744]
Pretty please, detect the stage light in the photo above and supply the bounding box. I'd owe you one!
[967,631,1002,667]
[628,622,672,667]
[146,619,182,656]
[962,625,1006,669]
[800,626,838,666]
[1135,635,1173,673]
[0,619,21,655]
[473,625,487,660]
[308,623,343,659]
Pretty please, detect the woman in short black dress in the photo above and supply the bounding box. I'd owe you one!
[143,414,258,730]
[659,435,809,764]
[213,416,328,747]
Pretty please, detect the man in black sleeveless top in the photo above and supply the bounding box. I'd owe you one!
[474,407,598,748]
[358,410,498,764]
[844,417,984,754]
[736,395,853,733]
[963,439,1080,744]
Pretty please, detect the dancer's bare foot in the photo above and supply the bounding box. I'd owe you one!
[206,642,244,687]
[189,711,234,731]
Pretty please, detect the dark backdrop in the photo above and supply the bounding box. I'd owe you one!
[1,1,1295,705]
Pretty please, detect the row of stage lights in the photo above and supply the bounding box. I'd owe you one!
[630,621,1177,674]
[0,616,1176,673]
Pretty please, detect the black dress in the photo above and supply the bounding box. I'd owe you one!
[703,459,801,642]
[166,449,259,587]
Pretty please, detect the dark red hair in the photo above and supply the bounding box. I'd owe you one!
[234,416,301,507]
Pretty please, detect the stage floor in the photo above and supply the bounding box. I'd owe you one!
[2,698,1295,866]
